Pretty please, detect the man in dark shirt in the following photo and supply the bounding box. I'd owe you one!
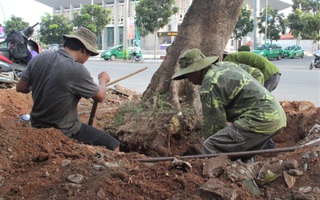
[16,27,120,152]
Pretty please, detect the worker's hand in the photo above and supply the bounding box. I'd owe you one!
[98,72,110,83]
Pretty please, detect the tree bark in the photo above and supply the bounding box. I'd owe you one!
[142,0,244,113]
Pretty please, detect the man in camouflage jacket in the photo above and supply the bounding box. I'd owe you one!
[224,51,281,92]
[172,48,286,157]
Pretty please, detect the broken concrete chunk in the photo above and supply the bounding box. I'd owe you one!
[169,158,192,172]
[202,155,228,178]
[114,85,142,99]
[225,162,253,182]
[200,178,238,200]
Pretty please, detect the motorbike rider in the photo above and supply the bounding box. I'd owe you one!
[313,49,320,64]
[133,43,140,60]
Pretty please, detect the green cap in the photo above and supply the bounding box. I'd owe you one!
[172,48,219,80]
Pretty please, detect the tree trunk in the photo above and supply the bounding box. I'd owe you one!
[142,0,243,113]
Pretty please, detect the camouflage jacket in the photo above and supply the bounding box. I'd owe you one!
[236,62,264,85]
[224,52,280,80]
[200,61,287,139]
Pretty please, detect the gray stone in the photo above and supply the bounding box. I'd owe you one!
[302,151,319,160]
[0,175,4,186]
[92,164,106,171]
[61,159,71,167]
[313,187,320,194]
[285,159,299,169]
[67,174,84,184]
[293,191,315,200]
[299,186,313,193]
[287,169,304,176]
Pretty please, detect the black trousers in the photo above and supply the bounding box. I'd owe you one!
[72,123,120,151]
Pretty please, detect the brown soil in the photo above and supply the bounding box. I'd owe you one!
[0,87,319,200]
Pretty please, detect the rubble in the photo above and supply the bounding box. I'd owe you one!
[0,88,319,199]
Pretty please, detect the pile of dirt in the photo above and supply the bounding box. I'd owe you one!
[0,88,319,200]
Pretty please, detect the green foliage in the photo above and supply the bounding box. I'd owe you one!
[301,12,320,41]
[287,9,304,39]
[233,7,254,40]
[111,94,176,127]
[111,102,146,127]
[3,16,29,35]
[257,6,286,42]
[288,2,320,42]
[135,0,179,36]
[39,13,73,45]
[237,45,251,52]
[292,0,320,14]
[72,4,112,36]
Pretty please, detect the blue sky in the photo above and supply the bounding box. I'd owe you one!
[0,0,51,25]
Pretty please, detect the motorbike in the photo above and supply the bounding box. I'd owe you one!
[0,23,41,88]
[309,50,320,70]
[128,52,143,63]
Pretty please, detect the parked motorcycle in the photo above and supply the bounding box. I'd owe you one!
[128,52,143,63]
[0,23,41,88]
[309,50,320,70]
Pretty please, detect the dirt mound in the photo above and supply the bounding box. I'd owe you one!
[0,88,319,200]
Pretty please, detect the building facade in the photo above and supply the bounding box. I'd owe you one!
[36,0,292,50]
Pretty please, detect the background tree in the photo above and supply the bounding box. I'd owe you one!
[301,12,320,50]
[3,16,29,35]
[287,9,304,41]
[72,4,112,37]
[135,0,178,57]
[142,0,243,113]
[39,13,73,45]
[135,0,178,36]
[292,0,320,14]
[290,0,320,50]
[232,7,254,50]
[257,6,286,43]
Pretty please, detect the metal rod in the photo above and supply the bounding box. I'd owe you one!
[133,138,320,162]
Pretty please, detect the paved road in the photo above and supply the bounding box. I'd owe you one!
[270,56,320,107]
[86,55,320,107]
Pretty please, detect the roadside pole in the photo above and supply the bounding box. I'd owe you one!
[123,0,129,60]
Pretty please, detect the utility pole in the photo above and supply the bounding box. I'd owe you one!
[265,0,268,44]
[0,1,6,23]
[253,0,259,49]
